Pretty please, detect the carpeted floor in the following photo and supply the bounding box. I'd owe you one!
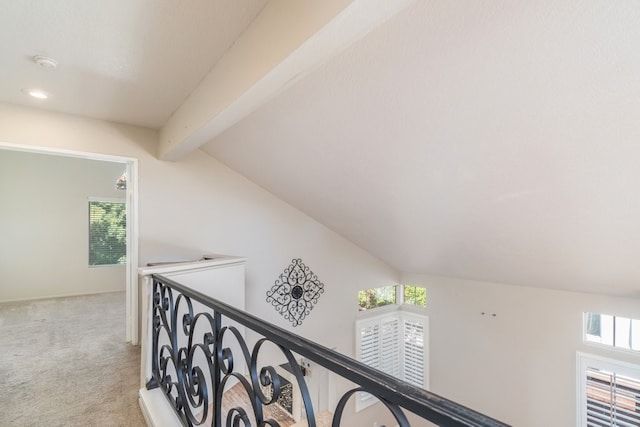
[0,292,145,426]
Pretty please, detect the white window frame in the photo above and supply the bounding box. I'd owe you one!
[358,284,426,311]
[583,312,640,354]
[577,352,640,427]
[355,305,428,411]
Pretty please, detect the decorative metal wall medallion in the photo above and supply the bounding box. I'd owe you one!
[266,258,324,326]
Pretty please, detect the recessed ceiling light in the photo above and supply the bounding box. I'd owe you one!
[23,88,49,99]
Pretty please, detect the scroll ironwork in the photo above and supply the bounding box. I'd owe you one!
[266,258,324,326]
[147,274,510,427]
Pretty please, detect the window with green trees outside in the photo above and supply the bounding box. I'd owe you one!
[358,285,426,310]
[404,285,426,307]
[89,200,126,266]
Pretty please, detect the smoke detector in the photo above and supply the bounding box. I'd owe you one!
[33,55,58,70]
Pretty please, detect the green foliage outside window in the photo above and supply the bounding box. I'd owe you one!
[89,201,126,266]
[404,285,426,307]
[358,286,396,310]
[358,285,426,310]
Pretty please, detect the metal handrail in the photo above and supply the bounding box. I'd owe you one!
[147,273,510,427]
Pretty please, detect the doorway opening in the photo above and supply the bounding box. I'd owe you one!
[0,142,139,343]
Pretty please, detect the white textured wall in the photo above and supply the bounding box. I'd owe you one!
[0,105,398,413]
[0,149,126,301]
[402,273,640,427]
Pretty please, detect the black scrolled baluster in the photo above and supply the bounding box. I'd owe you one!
[332,387,409,427]
[217,325,253,376]
[161,374,172,393]
[184,364,208,424]
[204,331,215,346]
[249,338,316,427]
[219,374,266,427]
[159,353,168,371]
[247,342,276,425]
[150,281,177,393]
[225,407,250,427]
[255,365,281,406]
[146,377,159,390]
[221,347,234,373]
[179,298,219,426]
[147,281,215,427]
[147,281,161,390]
[168,290,180,357]
[215,323,264,427]
[279,346,316,427]
[177,293,195,334]
[185,311,219,425]
[213,310,222,427]
[183,312,192,331]
[186,311,219,425]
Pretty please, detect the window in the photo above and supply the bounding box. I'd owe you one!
[356,307,428,410]
[578,353,640,426]
[358,285,426,311]
[358,285,396,310]
[403,285,426,307]
[403,316,426,387]
[356,284,428,410]
[584,313,640,352]
[88,199,126,266]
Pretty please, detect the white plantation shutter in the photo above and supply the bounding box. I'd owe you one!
[380,318,400,378]
[356,309,428,411]
[579,354,640,427]
[585,368,640,426]
[356,320,382,408]
[360,322,380,370]
[403,317,426,387]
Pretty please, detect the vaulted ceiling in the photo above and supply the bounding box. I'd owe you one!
[2,1,639,296]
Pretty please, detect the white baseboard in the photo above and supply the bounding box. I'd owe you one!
[139,388,182,427]
[0,289,125,304]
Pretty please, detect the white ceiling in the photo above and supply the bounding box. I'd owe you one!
[0,0,267,128]
[2,1,639,296]
[203,0,640,297]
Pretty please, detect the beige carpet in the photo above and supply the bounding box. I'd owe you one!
[0,292,145,427]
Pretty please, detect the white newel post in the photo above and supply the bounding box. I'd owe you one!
[137,255,246,427]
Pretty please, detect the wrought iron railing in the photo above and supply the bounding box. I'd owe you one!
[146,274,510,427]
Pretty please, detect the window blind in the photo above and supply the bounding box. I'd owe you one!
[88,200,126,266]
[403,318,425,387]
[356,309,428,411]
[586,367,640,427]
[380,318,400,378]
[360,322,380,370]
